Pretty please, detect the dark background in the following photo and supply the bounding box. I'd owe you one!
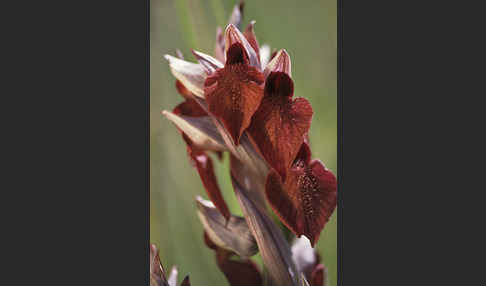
[3,0,474,285]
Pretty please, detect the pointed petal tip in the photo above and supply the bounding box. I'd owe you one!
[264,49,292,77]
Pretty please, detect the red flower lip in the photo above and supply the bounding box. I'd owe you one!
[248,71,313,181]
[204,24,265,146]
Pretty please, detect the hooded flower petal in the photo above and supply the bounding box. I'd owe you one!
[233,176,299,286]
[165,55,206,98]
[248,72,312,180]
[192,50,224,75]
[204,41,264,145]
[265,145,337,246]
[224,24,260,69]
[263,49,292,78]
[196,196,258,257]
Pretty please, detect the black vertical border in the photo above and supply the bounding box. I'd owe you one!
[146,0,151,281]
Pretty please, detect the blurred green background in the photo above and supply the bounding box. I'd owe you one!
[150,0,336,285]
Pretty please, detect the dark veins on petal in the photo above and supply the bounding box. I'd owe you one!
[265,143,337,246]
[248,71,313,180]
[204,43,264,145]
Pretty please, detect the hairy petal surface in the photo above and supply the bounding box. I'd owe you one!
[204,43,264,145]
[248,72,312,180]
[265,154,337,246]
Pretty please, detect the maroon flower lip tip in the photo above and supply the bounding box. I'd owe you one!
[226,42,249,65]
[265,71,294,98]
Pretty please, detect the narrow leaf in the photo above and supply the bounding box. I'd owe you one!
[233,176,299,286]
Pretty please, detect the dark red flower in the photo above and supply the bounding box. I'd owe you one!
[265,142,337,246]
[204,24,265,145]
[248,70,313,181]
